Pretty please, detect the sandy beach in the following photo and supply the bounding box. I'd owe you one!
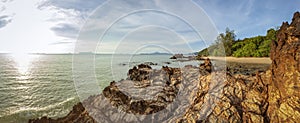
[201,57,272,75]
[203,57,271,64]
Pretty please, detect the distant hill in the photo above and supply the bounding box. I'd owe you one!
[139,52,172,55]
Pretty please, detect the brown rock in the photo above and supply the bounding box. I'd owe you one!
[28,102,95,123]
[200,58,213,73]
[127,64,152,86]
[268,11,300,122]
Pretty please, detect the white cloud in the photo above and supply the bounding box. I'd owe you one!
[74,0,218,54]
[4,0,296,53]
[0,15,12,28]
[0,0,217,53]
[0,0,14,28]
[0,0,67,53]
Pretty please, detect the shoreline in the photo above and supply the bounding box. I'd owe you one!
[202,56,271,64]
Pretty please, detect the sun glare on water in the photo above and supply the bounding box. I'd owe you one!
[11,53,38,75]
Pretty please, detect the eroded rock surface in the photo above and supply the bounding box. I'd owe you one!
[267,11,300,122]
[177,71,270,123]
[199,58,213,73]
[178,11,300,123]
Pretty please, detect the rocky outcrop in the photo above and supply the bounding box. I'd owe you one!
[170,55,177,59]
[28,103,95,123]
[177,71,270,122]
[177,11,300,123]
[103,65,181,115]
[29,12,300,123]
[29,64,203,122]
[83,65,204,122]
[199,58,213,73]
[170,54,184,59]
[267,11,300,122]
[127,64,152,86]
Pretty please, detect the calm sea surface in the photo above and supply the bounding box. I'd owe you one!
[0,54,200,122]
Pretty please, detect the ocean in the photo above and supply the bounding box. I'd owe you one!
[0,54,201,122]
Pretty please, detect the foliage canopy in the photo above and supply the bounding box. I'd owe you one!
[198,28,277,57]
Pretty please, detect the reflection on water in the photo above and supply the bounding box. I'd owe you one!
[0,54,79,123]
[10,53,37,75]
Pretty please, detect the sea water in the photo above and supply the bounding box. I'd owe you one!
[0,54,200,122]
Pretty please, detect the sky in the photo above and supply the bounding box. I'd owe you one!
[0,0,299,54]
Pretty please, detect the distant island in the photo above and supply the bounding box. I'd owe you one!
[139,52,172,55]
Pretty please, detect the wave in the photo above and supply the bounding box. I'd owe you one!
[0,96,77,118]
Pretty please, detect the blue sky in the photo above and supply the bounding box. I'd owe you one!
[0,0,299,53]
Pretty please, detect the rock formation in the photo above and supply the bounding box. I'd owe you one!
[29,64,203,123]
[177,11,300,123]
[29,12,300,123]
[177,71,270,122]
[170,54,184,59]
[199,58,213,73]
[28,103,95,123]
[127,64,152,86]
[267,11,300,122]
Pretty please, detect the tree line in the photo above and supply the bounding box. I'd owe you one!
[198,27,277,57]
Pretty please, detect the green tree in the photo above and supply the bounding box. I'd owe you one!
[198,48,208,56]
[216,28,236,56]
[266,28,277,41]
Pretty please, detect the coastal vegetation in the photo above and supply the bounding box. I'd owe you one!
[198,27,277,57]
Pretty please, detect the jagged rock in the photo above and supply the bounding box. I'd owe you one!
[170,56,177,59]
[176,71,270,123]
[127,64,152,86]
[200,58,213,73]
[170,54,184,59]
[267,11,300,122]
[163,62,171,64]
[29,64,203,123]
[144,62,158,66]
[28,102,95,123]
[178,12,300,123]
[88,65,201,122]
